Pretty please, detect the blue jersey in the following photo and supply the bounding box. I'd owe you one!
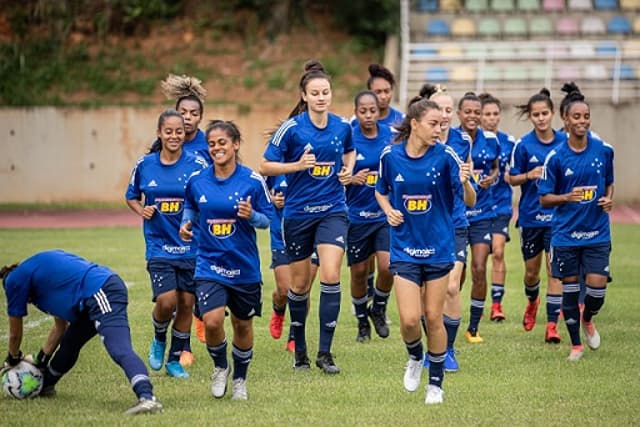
[376,142,462,264]
[5,250,115,322]
[492,131,516,216]
[184,164,272,285]
[346,123,393,224]
[379,107,405,129]
[183,129,210,163]
[444,128,472,229]
[463,128,499,223]
[510,129,567,228]
[126,150,207,260]
[265,174,288,251]
[538,135,614,247]
[263,111,354,218]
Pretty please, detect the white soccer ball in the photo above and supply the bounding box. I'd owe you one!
[2,361,43,399]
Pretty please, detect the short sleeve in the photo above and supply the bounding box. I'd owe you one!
[538,151,558,196]
[510,141,527,175]
[125,158,143,200]
[5,268,30,318]
[376,148,391,196]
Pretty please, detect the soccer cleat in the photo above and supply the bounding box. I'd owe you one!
[269,311,285,340]
[425,384,445,405]
[179,350,194,368]
[403,357,423,392]
[210,366,230,398]
[583,320,601,350]
[490,302,506,322]
[286,339,295,353]
[315,352,340,374]
[38,384,56,398]
[231,378,248,400]
[165,360,189,378]
[567,345,585,361]
[356,320,371,342]
[194,315,206,343]
[293,350,311,370]
[368,308,390,338]
[124,396,163,415]
[522,297,540,331]
[465,329,484,343]
[444,348,459,372]
[148,338,166,371]
[545,322,561,344]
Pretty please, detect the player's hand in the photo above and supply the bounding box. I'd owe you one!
[350,168,369,186]
[179,221,193,242]
[237,195,253,219]
[386,209,404,226]
[24,349,51,372]
[459,163,471,184]
[271,191,285,209]
[141,205,157,220]
[2,351,24,374]
[337,166,352,186]
[598,196,613,212]
[297,147,316,171]
[528,166,543,180]
[565,187,584,203]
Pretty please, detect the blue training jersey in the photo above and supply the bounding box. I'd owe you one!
[349,106,405,131]
[265,174,287,251]
[183,129,210,163]
[492,131,516,216]
[5,250,115,322]
[126,150,208,260]
[376,141,462,265]
[346,123,393,224]
[463,128,499,223]
[263,111,354,218]
[185,164,272,285]
[538,135,614,247]
[444,128,472,229]
[510,129,567,228]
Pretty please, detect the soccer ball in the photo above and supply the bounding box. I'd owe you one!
[2,361,43,399]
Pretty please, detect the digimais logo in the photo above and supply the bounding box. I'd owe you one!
[365,171,378,187]
[402,194,432,215]
[309,162,335,179]
[575,186,597,204]
[207,219,237,239]
[156,198,184,215]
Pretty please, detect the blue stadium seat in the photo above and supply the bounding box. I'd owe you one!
[417,0,439,12]
[594,0,618,9]
[595,41,619,56]
[611,64,636,79]
[426,67,450,82]
[412,46,439,57]
[607,16,632,34]
[426,19,451,37]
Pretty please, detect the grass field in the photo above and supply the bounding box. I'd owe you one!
[0,224,639,426]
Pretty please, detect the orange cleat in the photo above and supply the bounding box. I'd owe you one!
[544,322,561,343]
[179,350,194,367]
[490,302,506,322]
[522,297,540,331]
[269,311,285,340]
[286,339,295,353]
[194,315,206,343]
[567,345,584,361]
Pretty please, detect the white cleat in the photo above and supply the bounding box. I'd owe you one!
[403,357,423,392]
[583,321,601,350]
[425,385,445,405]
[231,378,248,400]
[210,366,230,398]
[567,346,585,362]
[124,396,163,415]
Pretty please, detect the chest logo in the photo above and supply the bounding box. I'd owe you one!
[403,195,432,214]
[365,172,378,187]
[208,219,237,238]
[156,198,184,215]
[309,162,335,179]
[575,186,597,204]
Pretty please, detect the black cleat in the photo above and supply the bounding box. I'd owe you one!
[369,308,390,338]
[315,352,340,374]
[293,350,311,370]
[356,320,371,342]
[38,385,56,398]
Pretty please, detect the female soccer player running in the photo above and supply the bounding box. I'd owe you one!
[510,89,567,343]
[375,97,464,405]
[180,120,272,399]
[260,60,355,374]
[539,92,614,361]
[126,109,207,378]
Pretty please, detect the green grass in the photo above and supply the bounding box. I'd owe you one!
[0,225,639,425]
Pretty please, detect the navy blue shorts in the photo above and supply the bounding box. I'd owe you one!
[347,221,390,266]
[454,227,469,263]
[195,279,262,320]
[84,275,130,331]
[283,213,347,262]
[270,249,290,269]
[519,227,551,260]
[551,243,611,279]
[389,261,454,286]
[147,258,196,301]
[491,213,511,241]
[311,250,319,266]
[468,219,493,246]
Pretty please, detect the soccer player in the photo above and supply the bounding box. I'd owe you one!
[260,60,355,374]
[126,109,207,378]
[456,92,499,343]
[1,250,163,415]
[375,96,464,404]
[538,92,614,361]
[347,90,394,342]
[479,93,515,322]
[180,120,271,400]
[510,89,567,343]
[351,63,405,129]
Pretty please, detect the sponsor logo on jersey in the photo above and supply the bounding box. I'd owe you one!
[575,185,597,203]
[365,171,378,187]
[402,194,432,214]
[403,247,436,258]
[570,230,600,240]
[535,213,553,222]
[210,264,240,278]
[303,203,333,213]
[162,244,190,255]
[207,218,237,238]
[156,198,184,215]
[309,161,335,179]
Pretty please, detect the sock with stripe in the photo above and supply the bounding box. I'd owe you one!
[206,338,228,369]
[152,315,170,343]
[583,285,607,323]
[561,282,581,346]
[370,287,390,313]
[352,294,369,325]
[427,351,446,388]
[319,282,341,353]
[232,344,253,380]
[468,298,485,333]
[288,290,309,352]
[524,280,540,302]
[491,283,505,304]
[167,327,190,363]
[273,301,286,316]
[546,293,562,323]
[405,338,424,361]
[443,315,461,349]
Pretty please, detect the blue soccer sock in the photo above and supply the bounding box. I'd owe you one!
[562,283,581,346]
[167,327,190,363]
[583,285,607,323]
[443,315,461,349]
[367,273,375,298]
[288,289,309,352]
[232,344,253,380]
[352,294,369,325]
[152,315,170,343]
[371,287,390,313]
[546,293,562,323]
[206,337,228,369]
[405,338,424,361]
[468,298,485,332]
[319,282,341,353]
[491,283,505,304]
[427,351,446,388]
[524,280,540,302]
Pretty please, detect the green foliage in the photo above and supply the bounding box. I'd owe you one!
[326,0,400,49]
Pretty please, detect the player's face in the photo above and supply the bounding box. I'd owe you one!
[370,78,392,112]
[355,94,379,133]
[178,99,202,137]
[481,103,500,133]
[564,102,590,138]
[529,101,553,133]
[412,108,442,147]
[432,93,454,133]
[457,100,481,133]
[302,78,332,114]
[158,116,185,154]
[207,128,240,167]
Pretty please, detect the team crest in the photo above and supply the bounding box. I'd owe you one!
[156,198,184,215]
[402,194,432,214]
[472,169,484,184]
[365,171,378,187]
[309,162,335,179]
[207,219,237,238]
[576,185,597,204]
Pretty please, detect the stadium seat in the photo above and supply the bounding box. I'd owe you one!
[607,16,632,35]
[491,44,517,57]
[634,16,640,33]
[611,64,636,79]
[451,18,477,37]
[465,44,489,57]
[426,67,449,82]
[426,19,451,37]
[556,16,579,35]
[441,0,464,11]
[594,0,618,9]
[504,17,528,36]
[595,41,619,56]
[440,44,464,56]
[480,65,502,80]
[557,65,582,81]
[412,46,439,57]
[518,44,543,56]
[529,64,549,80]
[529,16,554,36]
[466,0,490,12]
[623,39,640,55]
[451,65,477,81]
[417,0,439,12]
[517,0,541,10]
[542,0,565,11]
[570,42,596,56]
[581,17,606,35]
[584,64,608,79]
[478,17,502,37]
[545,43,569,57]
[492,0,516,11]
[504,64,528,80]
[568,0,593,9]
[620,0,640,9]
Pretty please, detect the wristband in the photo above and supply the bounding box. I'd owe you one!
[5,350,23,366]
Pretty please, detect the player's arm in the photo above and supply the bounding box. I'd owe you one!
[598,183,614,212]
[459,162,477,207]
[42,317,67,356]
[126,198,156,220]
[5,316,24,366]
[259,148,316,176]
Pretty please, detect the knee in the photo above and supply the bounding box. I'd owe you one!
[203,313,224,333]
[472,262,487,277]
[424,311,443,328]
[155,294,176,316]
[232,320,252,338]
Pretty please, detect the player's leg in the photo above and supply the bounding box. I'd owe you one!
[369,223,392,338]
[521,228,544,332]
[146,259,179,371]
[269,251,290,340]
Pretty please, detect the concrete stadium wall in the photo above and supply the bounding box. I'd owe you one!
[1,102,639,203]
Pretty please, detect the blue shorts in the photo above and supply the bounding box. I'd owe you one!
[468,219,493,246]
[147,258,196,301]
[519,227,551,261]
[454,227,469,263]
[347,221,390,266]
[389,261,454,286]
[311,250,319,266]
[195,279,262,320]
[283,213,347,262]
[550,243,611,280]
[84,275,130,331]
[491,213,511,241]
[270,249,290,269]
